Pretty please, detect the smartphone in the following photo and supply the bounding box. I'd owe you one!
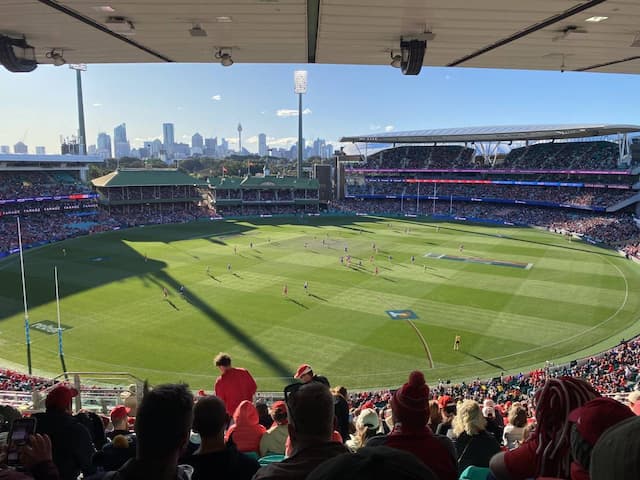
[7,418,37,468]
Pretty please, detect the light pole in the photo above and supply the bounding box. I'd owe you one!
[69,64,87,155]
[294,70,307,179]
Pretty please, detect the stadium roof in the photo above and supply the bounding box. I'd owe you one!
[4,1,640,74]
[209,176,319,189]
[0,153,102,164]
[340,124,640,144]
[92,169,206,187]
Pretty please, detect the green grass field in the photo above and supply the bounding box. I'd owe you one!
[1,215,640,392]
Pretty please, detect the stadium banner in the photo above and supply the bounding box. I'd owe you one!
[0,193,98,205]
[366,177,631,189]
[346,194,607,211]
[348,168,631,175]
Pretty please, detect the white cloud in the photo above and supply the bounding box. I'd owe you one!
[384,125,395,132]
[92,103,102,107]
[276,108,312,117]
[211,94,222,101]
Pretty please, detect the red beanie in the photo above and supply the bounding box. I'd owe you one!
[392,371,429,427]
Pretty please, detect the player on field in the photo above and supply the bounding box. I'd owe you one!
[411,255,415,264]
[459,244,464,253]
[283,284,288,297]
[375,266,379,276]
[454,335,461,351]
[62,248,67,256]
[163,287,169,299]
[227,263,232,272]
[303,281,308,294]
[179,285,185,297]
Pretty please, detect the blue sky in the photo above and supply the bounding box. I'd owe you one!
[0,62,638,154]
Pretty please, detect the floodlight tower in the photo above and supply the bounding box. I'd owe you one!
[294,70,307,178]
[69,64,87,155]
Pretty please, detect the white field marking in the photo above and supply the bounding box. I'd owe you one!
[406,319,434,368]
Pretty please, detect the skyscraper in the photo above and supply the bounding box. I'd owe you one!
[258,133,268,157]
[35,146,46,155]
[113,124,130,158]
[97,132,112,159]
[204,137,217,156]
[191,133,203,149]
[0,145,10,154]
[163,123,175,157]
[14,142,28,154]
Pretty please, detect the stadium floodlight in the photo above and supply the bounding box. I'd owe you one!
[69,64,88,155]
[294,70,307,178]
[294,70,307,94]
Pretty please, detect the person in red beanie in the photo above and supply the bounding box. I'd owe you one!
[366,371,457,480]
[33,385,96,480]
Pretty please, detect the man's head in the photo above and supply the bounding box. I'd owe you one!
[391,371,430,427]
[45,385,78,414]
[110,405,131,429]
[285,382,334,445]
[135,383,194,459]
[294,364,313,383]
[192,395,228,440]
[214,352,232,373]
[590,416,640,480]
[270,400,288,426]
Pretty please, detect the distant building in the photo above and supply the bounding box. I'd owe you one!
[258,133,268,157]
[113,123,130,158]
[14,142,28,154]
[163,123,175,157]
[88,145,97,155]
[0,145,10,154]
[218,138,229,157]
[192,132,203,149]
[35,146,46,155]
[313,138,325,158]
[204,137,217,156]
[97,132,112,159]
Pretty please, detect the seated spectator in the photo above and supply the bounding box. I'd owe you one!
[75,412,107,450]
[435,396,456,438]
[482,402,504,444]
[490,376,599,480]
[106,406,131,440]
[88,383,194,480]
[307,446,439,480]
[567,397,634,480]
[93,433,136,473]
[628,390,640,415]
[502,404,527,450]
[33,385,96,480]
[345,408,380,452]
[452,400,501,474]
[255,401,273,430]
[589,416,640,480]
[184,395,259,480]
[259,401,289,457]
[224,400,266,455]
[253,382,348,480]
[366,371,457,480]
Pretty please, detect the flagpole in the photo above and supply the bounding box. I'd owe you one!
[16,217,32,375]
[54,266,68,379]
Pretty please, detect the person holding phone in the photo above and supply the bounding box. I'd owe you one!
[1,431,60,480]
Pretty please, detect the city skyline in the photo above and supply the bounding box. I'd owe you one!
[1,63,639,156]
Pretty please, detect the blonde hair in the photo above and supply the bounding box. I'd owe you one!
[452,400,486,437]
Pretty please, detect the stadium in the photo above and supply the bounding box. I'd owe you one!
[2,1,640,478]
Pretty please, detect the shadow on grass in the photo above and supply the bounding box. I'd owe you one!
[309,293,327,302]
[461,351,504,371]
[208,274,221,283]
[165,299,179,311]
[152,270,293,379]
[287,298,309,309]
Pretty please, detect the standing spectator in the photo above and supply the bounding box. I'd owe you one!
[452,400,501,474]
[33,385,96,480]
[253,382,348,480]
[293,364,330,387]
[224,401,266,456]
[185,395,259,480]
[332,386,350,444]
[259,401,289,457]
[366,371,457,480]
[213,353,257,417]
[88,383,194,480]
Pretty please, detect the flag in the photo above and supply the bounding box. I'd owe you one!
[222,166,228,174]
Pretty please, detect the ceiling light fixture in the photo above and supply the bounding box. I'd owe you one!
[216,16,233,23]
[189,24,207,37]
[389,51,402,68]
[585,16,608,22]
[45,48,66,66]
[93,6,115,13]
[105,16,136,35]
[215,48,233,66]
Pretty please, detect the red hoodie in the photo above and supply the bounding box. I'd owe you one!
[225,400,266,455]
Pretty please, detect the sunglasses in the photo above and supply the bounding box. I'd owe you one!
[284,382,304,425]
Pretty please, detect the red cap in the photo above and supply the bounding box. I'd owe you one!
[45,385,78,411]
[197,390,207,397]
[294,364,312,379]
[361,400,375,410]
[438,395,453,409]
[271,400,287,414]
[568,397,634,445]
[110,405,131,420]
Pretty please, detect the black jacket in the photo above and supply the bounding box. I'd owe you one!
[33,411,96,480]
